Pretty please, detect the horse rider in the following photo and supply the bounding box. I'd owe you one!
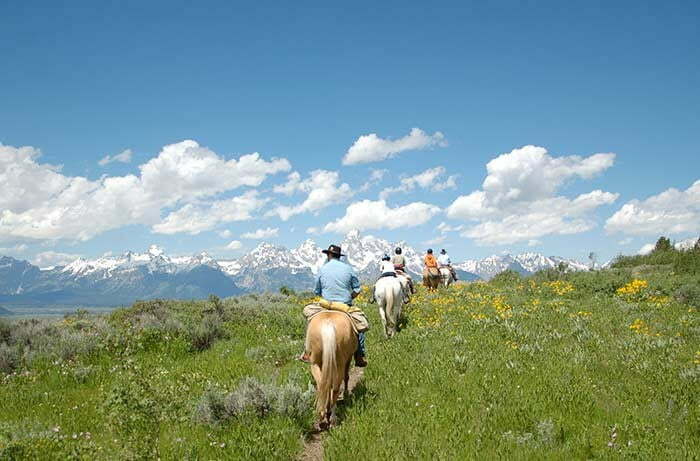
[438,249,458,281]
[370,254,409,304]
[424,248,438,271]
[299,244,368,367]
[391,247,415,294]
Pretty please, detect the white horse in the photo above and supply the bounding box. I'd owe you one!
[439,266,453,288]
[374,276,404,338]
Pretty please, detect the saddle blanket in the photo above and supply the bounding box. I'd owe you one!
[303,300,370,333]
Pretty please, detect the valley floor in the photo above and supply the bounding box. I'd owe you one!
[1,259,699,459]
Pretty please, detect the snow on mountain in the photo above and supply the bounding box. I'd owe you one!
[0,231,596,304]
[55,233,591,285]
[455,252,589,280]
[291,239,326,274]
[675,237,699,251]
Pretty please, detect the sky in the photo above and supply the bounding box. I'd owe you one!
[1,0,699,267]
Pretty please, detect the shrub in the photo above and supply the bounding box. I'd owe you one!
[194,377,313,425]
[674,284,700,307]
[193,388,227,425]
[0,343,20,374]
[0,318,11,344]
[279,286,296,297]
[491,269,522,285]
[189,315,225,351]
[654,236,673,252]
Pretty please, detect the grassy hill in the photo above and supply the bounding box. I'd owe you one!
[0,248,699,459]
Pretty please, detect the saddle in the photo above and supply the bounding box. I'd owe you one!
[303,299,370,333]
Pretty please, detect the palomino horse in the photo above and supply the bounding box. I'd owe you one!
[439,266,453,288]
[423,267,441,291]
[305,311,357,429]
[374,276,404,338]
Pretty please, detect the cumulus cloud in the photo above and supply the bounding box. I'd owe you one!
[241,227,279,239]
[436,222,464,234]
[218,229,233,239]
[152,191,266,235]
[343,128,447,165]
[380,166,457,199]
[423,235,446,246]
[225,240,243,250]
[0,141,290,242]
[98,148,133,166]
[32,251,82,268]
[638,243,655,255]
[605,180,700,236]
[270,170,354,221]
[359,168,388,192]
[323,200,441,234]
[446,145,618,245]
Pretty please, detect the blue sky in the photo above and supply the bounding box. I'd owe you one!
[1,1,699,266]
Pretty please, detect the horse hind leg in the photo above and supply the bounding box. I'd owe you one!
[342,360,350,400]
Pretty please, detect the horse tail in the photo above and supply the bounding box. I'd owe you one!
[385,282,395,322]
[316,321,337,418]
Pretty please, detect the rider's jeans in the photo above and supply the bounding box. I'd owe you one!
[355,332,366,357]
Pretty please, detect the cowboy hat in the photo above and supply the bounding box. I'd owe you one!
[322,244,345,257]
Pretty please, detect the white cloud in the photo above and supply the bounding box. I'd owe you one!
[273,172,302,195]
[437,222,464,234]
[306,226,320,234]
[153,191,266,235]
[270,170,354,221]
[459,191,619,246]
[32,251,82,268]
[423,235,446,246]
[638,243,655,255]
[605,180,700,236]
[0,141,290,242]
[323,200,441,234]
[225,240,243,250]
[379,166,457,199]
[98,148,133,166]
[241,227,279,239]
[446,145,618,245]
[218,229,233,239]
[343,128,447,165]
[527,239,542,247]
[618,237,633,245]
[0,243,28,255]
[359,168,388,192]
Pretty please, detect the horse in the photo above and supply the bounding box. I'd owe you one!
[439,266,453,288]
[305,311,357,429]
[374,275,404,338]
[422,267,441,291]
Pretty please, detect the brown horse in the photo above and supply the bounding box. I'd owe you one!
[423,267,441,291]
[305,311,358,429]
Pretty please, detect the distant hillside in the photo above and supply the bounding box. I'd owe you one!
[0,230,593,306]
[0,306,12,316]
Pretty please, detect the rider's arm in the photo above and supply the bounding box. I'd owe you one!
[350,272,361,299]
[314,274,322,296]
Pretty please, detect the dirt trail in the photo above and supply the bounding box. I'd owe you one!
[298,367,364,461]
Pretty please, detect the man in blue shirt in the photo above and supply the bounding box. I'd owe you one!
[300,244,368,367]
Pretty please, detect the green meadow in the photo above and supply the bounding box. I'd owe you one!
[1,247,699,459]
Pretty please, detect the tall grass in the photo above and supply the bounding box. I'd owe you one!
[1,260,698,458]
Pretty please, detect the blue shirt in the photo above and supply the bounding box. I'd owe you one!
[315,258,361,305]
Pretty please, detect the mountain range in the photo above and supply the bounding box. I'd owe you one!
[0,230,591,308]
